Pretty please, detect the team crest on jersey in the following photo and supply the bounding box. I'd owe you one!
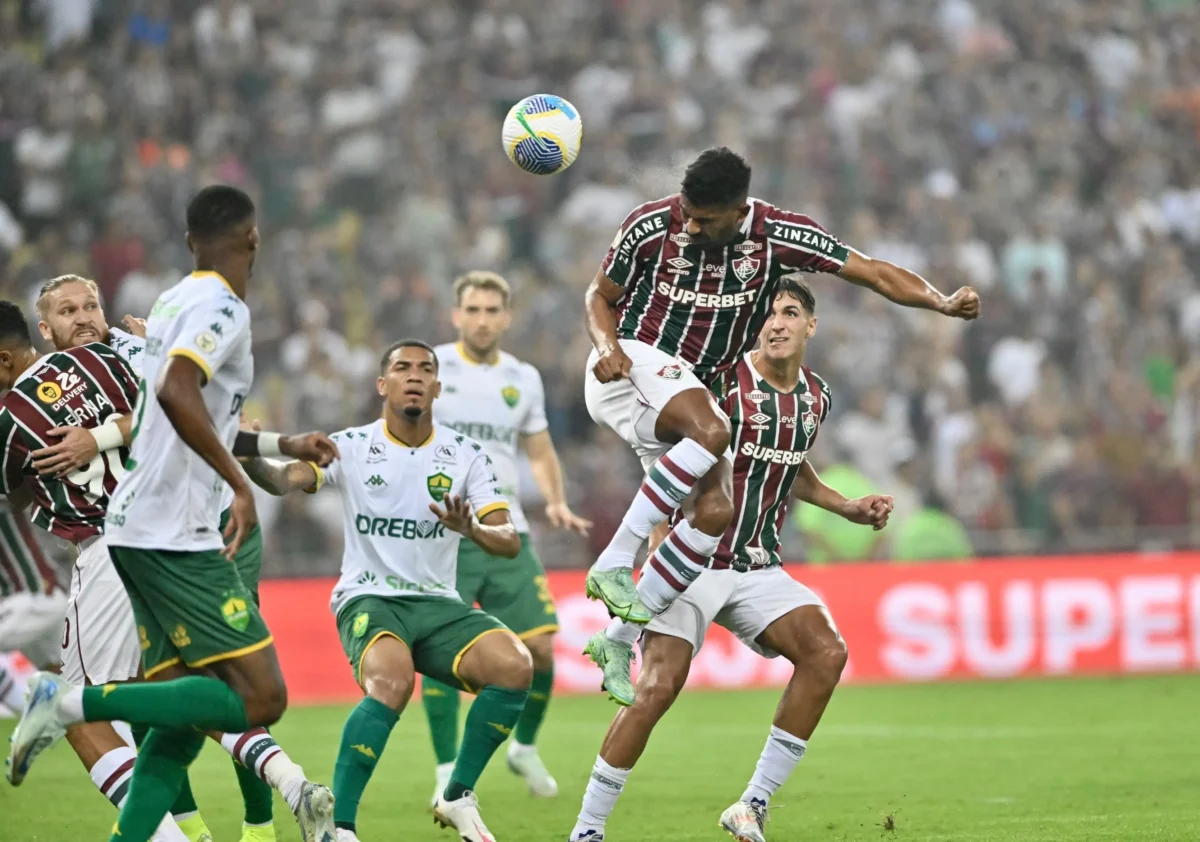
[802,413,817,437]
[732,256,760,282]
[427,472,453,501]
[221,593,250,632]
[352,612,370,638]
[656,365,683,380]
[36,382,62,403]
[502,385,520,408]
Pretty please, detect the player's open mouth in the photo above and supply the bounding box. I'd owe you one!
[74,329,98,340]
[767,336,788,346]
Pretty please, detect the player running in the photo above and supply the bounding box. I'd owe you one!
[30,273,297,842]
[241,339,537,842]
[423,271,592,802]
[7,186,339,842]
[571,278,892,842]
[0,499,63,713]
[582,147,977,704]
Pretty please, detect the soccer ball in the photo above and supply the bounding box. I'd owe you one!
[501,94,583,176]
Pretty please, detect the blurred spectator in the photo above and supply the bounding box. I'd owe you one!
[0,0,1197,570]
[891,493,974,562]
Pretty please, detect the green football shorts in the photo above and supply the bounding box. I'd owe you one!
[109,544,272,679]
[456,533,558,640]
[220,509,263,605]
[336,594,507,693]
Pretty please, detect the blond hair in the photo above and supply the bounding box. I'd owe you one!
[37,275,100,317]
[453,270,511,307]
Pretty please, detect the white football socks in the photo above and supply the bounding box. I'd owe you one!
[741,725,807,805]
[635,519,720,614]
[592,439,718,572]
[0,663,26,711]
[573,755,631,836]
[89,745,189,842]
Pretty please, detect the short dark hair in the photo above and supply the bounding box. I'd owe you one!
[379,339,438,374]
[0,301,33,347]
[186,185,256,240]
[776,276,816,314]
[681,147,752,208]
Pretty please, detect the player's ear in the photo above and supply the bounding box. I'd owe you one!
[500,308,512,331]
[184,231,194,254]
[807,315,817,339]
[450,308,462,331]
[432,380,442,400]
[376,376,387,398]
[37,321,52,342]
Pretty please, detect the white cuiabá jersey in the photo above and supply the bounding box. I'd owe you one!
[432,343,548,533]
[310,419,510,615]
[106,271,253,551]
[108,325,238,513]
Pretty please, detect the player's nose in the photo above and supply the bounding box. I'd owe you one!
[685,219,703,236]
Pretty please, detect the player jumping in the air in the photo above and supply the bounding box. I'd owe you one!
[571,278,892,842]
[582,147,977,705]
[423,271,592,802]
[7,186,340,842]
[241,339,538,842]
[26,273,305,842]
[0,499,63,711]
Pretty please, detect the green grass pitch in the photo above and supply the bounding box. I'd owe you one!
[2,674,1197,841]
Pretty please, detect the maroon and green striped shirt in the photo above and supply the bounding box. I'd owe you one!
[601,195,849,381]
[707,352,831,571]
[0,343,139,544]
[0,499,58,597]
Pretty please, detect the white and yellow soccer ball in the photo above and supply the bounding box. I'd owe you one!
[501,94,583,176]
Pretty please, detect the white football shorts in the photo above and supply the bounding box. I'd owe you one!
[61,535,141,685]
[585,339,714,471]
[645,565,826,658]
[0,588,67,669]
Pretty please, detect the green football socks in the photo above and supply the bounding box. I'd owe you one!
[514,667,554,745]
[234,753,275,825]
[445,686,529,801]
[422,678,462,765]
[109,728,206,842]
[333,697,399,832]
[84,677,250,733]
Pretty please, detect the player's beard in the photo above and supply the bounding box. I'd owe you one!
[403,405,422,419]
[54,324,107,349]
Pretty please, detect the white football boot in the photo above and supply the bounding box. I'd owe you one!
[293,780,336,842]
[719,798,768,842]
[506,742,558,797]
[6,671,69,785]
[433,790,496,842]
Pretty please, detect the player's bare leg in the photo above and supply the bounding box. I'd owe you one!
[571,631,693,840]
[720,605,847,842]
[332,635,413,842]
[587,457,733,705]
[505,630,558,797]
[434,631,533,841]
[586,387,730,622]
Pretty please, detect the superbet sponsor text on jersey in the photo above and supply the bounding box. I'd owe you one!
[0,343,139,543]
[702,352,831,572]
[601,195,849,381]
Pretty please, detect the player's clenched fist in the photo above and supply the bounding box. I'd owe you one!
[940,286,981,320]
[280,432,341,466]
[593,345,633,383]
[841,494,894,531]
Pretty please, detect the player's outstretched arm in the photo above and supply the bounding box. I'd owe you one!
[241,458,320,496]
[836,250,980,320]
[793,461,894,531]
[523,430,592,536]
[430,496,521,558]
[585,271,633,383]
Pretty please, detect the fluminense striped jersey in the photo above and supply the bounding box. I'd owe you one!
[601,195,849,381]
[0,343,139,544]
[0,498,58,596]
[707,352,831,571]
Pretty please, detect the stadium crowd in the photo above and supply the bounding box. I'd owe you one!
[1,0,1199,574]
